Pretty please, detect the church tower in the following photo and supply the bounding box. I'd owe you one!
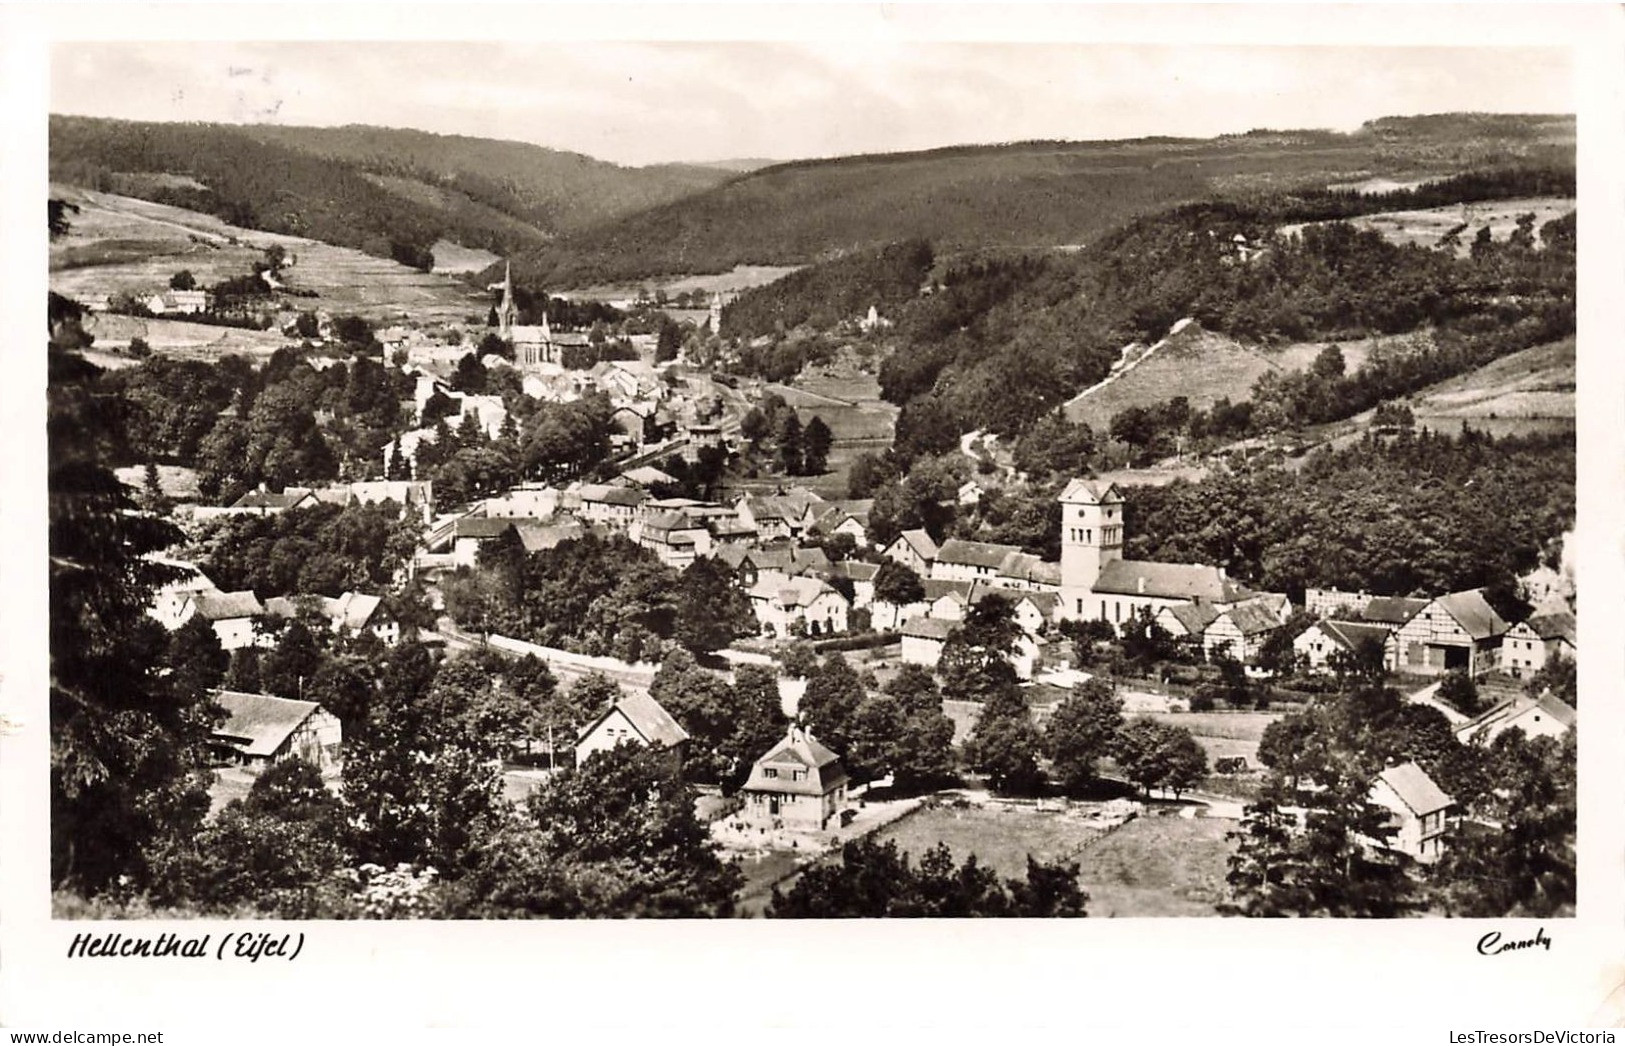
[497,261,517,340]
[1059,477,1124,621]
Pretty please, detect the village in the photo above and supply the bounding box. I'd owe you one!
[111,252,1578,915]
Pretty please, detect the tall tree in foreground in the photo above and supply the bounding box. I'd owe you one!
[963,680,1044,796]
[1043,679,1124,795]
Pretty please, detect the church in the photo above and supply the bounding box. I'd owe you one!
[494,262,590,368]
[1058,477,1275,629]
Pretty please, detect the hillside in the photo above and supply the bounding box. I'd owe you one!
[519,113,1574,285]
[48,116,737,267]
[48,184,493,326]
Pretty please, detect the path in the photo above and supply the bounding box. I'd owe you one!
[1405,680,1470,726]
[1062,316,1194,413]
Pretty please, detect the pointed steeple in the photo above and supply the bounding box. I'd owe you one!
[497,261,516,339]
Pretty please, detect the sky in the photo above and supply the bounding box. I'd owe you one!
[51,39,1572,168]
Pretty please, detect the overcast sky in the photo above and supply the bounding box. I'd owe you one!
[51,40,1572,168]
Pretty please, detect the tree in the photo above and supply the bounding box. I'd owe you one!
[1119,608,1174,668]
[799,655,867,760]
[294,310,321,340]
[1436,669,1482,716]
[127,336,152,359]
[938,594,1023,698]
[963,681,1044,796]
[446,744,742,918]
[739,407,769,447]
[872,559,925,606]
[776,412,804,475]
[1043,679,1124,794]
[1525,650,1576,708]
[655,318,682,363]
[768,837,1086,917]
[673,556,755,654]
[1114,716,1207,799]
[720,665,788,793]
[169,270,197,291]
[802,415,833,476]
[165,615,229,701]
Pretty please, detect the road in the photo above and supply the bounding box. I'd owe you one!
[429,617,656,692]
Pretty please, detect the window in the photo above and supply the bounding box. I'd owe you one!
[763,768,778,778]
[1086,529,1092,543]
[792,770,806,782]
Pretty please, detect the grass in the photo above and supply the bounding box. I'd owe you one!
[873,802,1110,881]
[1070,813,1236,917]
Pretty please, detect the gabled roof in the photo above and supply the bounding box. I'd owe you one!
[210,690,323,758]
[1319,619,1395,652]
[454,517,517,540]
[829,561,879,583]
[1518,610,1577,646]
[923,579,974,603]
[772,576,843,609]
[1058,477,1122,505]
[714,545,751,570]
[902,617,956,641]
[1214,601,1283,637]
[1161,602,1221,635]
[192,590,264,621]
[1431,589,1510,641]
[1458,692,1577,739]
[578,483,647,507]
[936,538,1023,571]
[890,529,938,561]
[328,592,384,631]
[618,466,679,488]
[578,691,689,749]
[1360,596,1429,626]
[1093,559,1245,602]
[230,490,311,511]
[744,727,848,796]
[515,519,584,553]
[1375,762,1453,816]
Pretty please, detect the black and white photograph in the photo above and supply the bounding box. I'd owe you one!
[5,0,1624,1035]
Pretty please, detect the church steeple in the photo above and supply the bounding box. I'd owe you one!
[497,261,517,339]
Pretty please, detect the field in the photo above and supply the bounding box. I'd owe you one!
[49,185,493,327]
[75,312,292,363]
[774,358,899,497]
[1279,196,1575,256]
[1409,337,1575,424]
[1069,813,1235,916]
[873,802,1111,880]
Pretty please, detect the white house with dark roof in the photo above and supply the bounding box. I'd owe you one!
[740,725,850,831]
[748,576,849,638]
[147,555,220,630]
[884,528,938,576]
[209,690,343,770]
[931,538,1024,584]
[573,483,647,529]
[900,616,956,670]
[1368,762,1454,864]
[180,590,266,651]
[574,691,689,772]
[1202,600,1287,664]
[451,517,518,569]
[1155,602,1221,641]
[1501,610,1576,679]
[1455,692,1575,745]
[631,510,713,568]
[1294,619,1399,673]
[227,489,318,515]
[1394,589,1509,677]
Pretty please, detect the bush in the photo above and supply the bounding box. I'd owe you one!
[1190,688,1216,713]
[811,632,900,654]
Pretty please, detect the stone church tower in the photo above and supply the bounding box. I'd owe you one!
[1058,477,1124,620]
[497,261,518,340]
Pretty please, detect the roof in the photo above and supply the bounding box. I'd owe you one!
[328,592,383,631]
[1319,620,1395,652]
[578,483,647,507]
[1025,561,1063,587]
[1432,589,1510,641]
[743,727,848,796]
[578,691,690,749]
[514,519,584,553]
[1360,596,1429,626]
[1459,692,1577,739]
[1214,601,1283,637]
[1374,762,1453,816]
[618,466,678,487]
[230,490,310,511]
[1161,602,1221,635]
[830,561,879,583]
[902,617,956,641]
[936,538,1023,571]
[455,517,517,540]
[923,579,974,603]
[192,590,264,621]
[773,576,843,609]
[1519,610,1577,645]
[891,529,939,561]
[210,690,323,758]
[1093,559,1245,602]
[1058,477,1123,504]
[348,480,432,505]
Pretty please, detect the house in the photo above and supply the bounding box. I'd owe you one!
[808,500,873,544]
[181,590,265,651]
[736,491,824,542]
[968,584,1053,637]
[900,617,956,670]
[931,538,1023,584]
[825,560,879,609]
[1368,762,1454,864]
[884,529,939,576]
[574,691,689,772]
[609,405,650,447]
[1358,596,1431,628]
[922,579,974,622]
[1500,610,1576,678]
[514,517,587,553]
[632,510,714,568]
[451,517,518,569]
[1455,691,1576,745]
[147,556,220,630]
[323,592,399,646]
[1294,619,1399,673]
[1155,602,1221,641]
[739,726,850,831]
[482,484,560,521]
[144,289,209,315]
[1394,589,1509,677]
[617,466,679,490]
[1202,600,1286,664]
[957,480,986,506]
[229,488,317,515]
[573,483,647,529]
[1088,560,1251,629]
[209,690,343,770]
[344,480,437,525]
[748,576,850,638]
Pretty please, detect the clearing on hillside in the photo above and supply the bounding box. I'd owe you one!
[1279,196,1575,257]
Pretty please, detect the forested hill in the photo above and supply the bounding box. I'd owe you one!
[48,116,736,267]
[516,112,1573,286]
